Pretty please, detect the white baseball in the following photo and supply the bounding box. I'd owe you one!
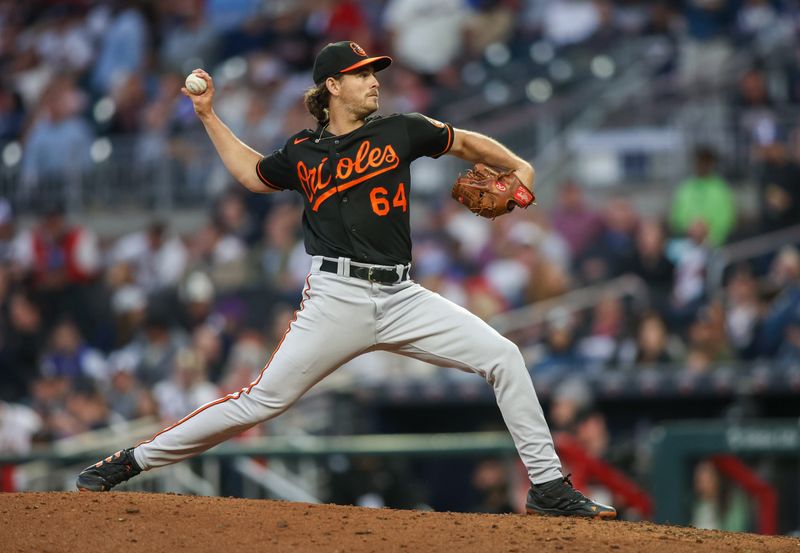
[185,73,207,95]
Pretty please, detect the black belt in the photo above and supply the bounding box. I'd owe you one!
[320,259,410,284]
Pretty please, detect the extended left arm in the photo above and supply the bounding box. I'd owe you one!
[448,128,535,192]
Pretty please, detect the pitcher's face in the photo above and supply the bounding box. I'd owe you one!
[336,67,380,118]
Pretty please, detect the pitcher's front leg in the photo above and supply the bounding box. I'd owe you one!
[378,284,562,484]
[134,274,374,469]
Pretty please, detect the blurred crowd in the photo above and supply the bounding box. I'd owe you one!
[0,1,799,510]
[5,0,800,193]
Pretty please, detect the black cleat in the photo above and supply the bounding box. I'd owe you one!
[76,448,142,492]
[526,475,617,519]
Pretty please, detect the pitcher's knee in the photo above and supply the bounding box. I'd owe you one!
[246,391,300,421]
[484,337,527,377]
[492,336,525,365]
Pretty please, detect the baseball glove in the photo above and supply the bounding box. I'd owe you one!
[452,163,536,219]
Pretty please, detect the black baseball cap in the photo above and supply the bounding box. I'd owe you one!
[313,41,392,85]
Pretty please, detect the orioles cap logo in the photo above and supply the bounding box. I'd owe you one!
[350,42,367,57]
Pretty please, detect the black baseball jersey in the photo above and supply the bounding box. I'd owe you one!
[255,113,453,265]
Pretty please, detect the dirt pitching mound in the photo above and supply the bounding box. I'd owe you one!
[1,492,798,552]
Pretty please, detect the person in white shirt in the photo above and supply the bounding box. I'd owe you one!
[110,220,188,293]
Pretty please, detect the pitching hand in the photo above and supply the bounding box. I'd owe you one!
[181,69,214,118]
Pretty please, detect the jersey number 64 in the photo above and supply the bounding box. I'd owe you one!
[370,182,407,216]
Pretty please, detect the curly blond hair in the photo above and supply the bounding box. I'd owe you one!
[303,78,338,125]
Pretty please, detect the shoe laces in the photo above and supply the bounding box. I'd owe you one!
[542,473,590,506]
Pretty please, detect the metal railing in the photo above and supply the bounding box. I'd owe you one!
[1,134,219,215]
[707,223,800,292]
[488,274,650,336]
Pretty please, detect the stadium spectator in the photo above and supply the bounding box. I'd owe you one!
[548,376,594,432]
[121,306,188,387]
[54,384,112,439]
[470,458,515,514]
[11,202,102,337]
[236,88,285,158]
[684,301,733,373]
[204,0,263,33]
[670,146,736,247]
[691,459,750,532]
[489,219,572,307]
[670,219,711,328]
[109,280,148,349]
[20,75,93,197]
[255,199,309,296]
[218,330,269,396]
[106,72,148,135]
[754,131,800,233]
[632,311,678,366]
[105,350,156,421]
[214,189,259,245]
[531,309,583,376]
[0,290,45,402]
[679,0,736,90]
[310,0,371,47]
[190,322,227,384]
[12,202,100,289]
[621,218,674,314]
[577,197,638,282]
[723,265,761,359]
[734,66,777,164]
[91,1,150,95]
[776,316,800,367]
[736,0,779,42]
[0,401,42,455]
[186,219,248,292]
[261,4,316,73]
[382,64,433,115]
[483,226,537,308]
[38,318,106,384]
[109,220,189,293]
[525,258,571,304]
[34,5,94,74]
[539,0,602,48]
[516,217,572,271]
[551,180,605,263]
[153,347,218,423]
[755,246,800,357]
[577,294,629,368]
[0,86,25,142]
[574,409,610,461]
[638,2,680,78]
[0,200,15,263]
[177,270,217,331]
[383,0,470,81]
[159,1,218,75]
[463,0,516,57]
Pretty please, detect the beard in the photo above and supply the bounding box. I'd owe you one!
[355,97,379,119]
[341,91,379,120]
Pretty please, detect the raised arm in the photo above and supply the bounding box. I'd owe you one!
[448,128,535,193]
[182,69,275,194]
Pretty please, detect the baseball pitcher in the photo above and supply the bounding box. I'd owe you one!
[77,41,615,519]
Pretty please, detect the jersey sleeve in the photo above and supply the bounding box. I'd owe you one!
[256,145,295,191]
[403,113,454,161]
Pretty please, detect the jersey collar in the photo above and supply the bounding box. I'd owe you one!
[313,116,378,140]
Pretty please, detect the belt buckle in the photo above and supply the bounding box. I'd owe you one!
[367,266,376,282]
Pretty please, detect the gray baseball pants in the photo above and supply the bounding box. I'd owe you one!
[134,256,563,484]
